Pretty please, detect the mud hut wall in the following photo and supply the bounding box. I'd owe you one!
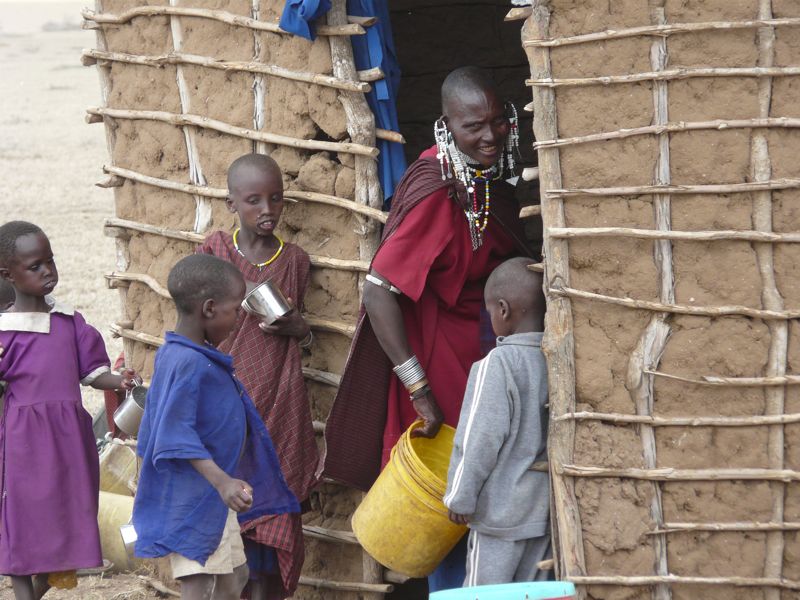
[89,1,382,596]
[524,1,800,599]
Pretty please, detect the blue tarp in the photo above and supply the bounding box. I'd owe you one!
[279,0,407,204]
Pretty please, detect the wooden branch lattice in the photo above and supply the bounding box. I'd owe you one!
[647,370,800,387]
[103,220,370,272]
[82,49,371,93]
[101,165,388,223]
[560,465,800,483]
[527,66,800,88]
[87,107,379,157]
[81,6,369,37]
[534,117,800,149]
[523,5,587,590]
[652,522,800,534]
[524,17,800,47]
[553,286,800,320]
[568,575,800,590]
[549,227,800,243]
[556,411,800,427]
[547,178,800,198]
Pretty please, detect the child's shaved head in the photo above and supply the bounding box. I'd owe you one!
[168,254,244,315]
[486,257,545,317]
[0,278,14,311]
[227,153,282,194]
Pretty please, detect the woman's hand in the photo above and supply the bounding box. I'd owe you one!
[410,390,444,439]
[258,297,310,339]
[448,510,470,526]
[120,368,141,391]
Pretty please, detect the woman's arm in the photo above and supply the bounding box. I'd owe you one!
[363,269,443,438]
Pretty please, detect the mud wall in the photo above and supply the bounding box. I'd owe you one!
[88,1,382,597]
[525,1,800,599]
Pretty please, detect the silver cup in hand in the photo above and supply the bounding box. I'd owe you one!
[242,280,292,324]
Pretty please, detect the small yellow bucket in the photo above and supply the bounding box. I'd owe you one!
[352,422,467,578]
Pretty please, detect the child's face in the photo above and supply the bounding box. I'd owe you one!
[227,167,284,238]
[1,233,58,298]
[204,277,247,346]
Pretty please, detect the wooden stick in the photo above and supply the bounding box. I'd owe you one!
[523,5,587,588]
[357,66,384,82]
[312,420,325,434]
[505,7,533,21]
[137,575,179,597]
[527,66,800,88]
[534,117,800,149]
[520,205,542,218]
[87,107,379,158]
[83,48,370,93]
[384,571,410,585]
[302,525,357,545]
[302,367,342,387]
[81,6,366,36]
[305,316,356,338]
[568,575,800,590]
[547,178,800,198]
[102,165,388,223]
[556,411,800,427]
[104,219,372,272]
[106,272,169,298]
[528,263,544,273]
[524,17,800,48]
[375,128,405,144]
[555,285,800,320]
[298,576,392,594]
[110,322,164,347]
[560,465,800,483]
[646,370,800,387]
[522,166,540,181]
[652,521,800,533]
[549,226,800,243]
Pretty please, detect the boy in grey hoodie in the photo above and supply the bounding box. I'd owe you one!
[444,257,550,586]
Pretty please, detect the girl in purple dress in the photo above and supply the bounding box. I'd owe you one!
[0,221,138,600]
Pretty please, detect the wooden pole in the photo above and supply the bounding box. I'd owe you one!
[549,227,800,243]
[560,465,800,482]
[523,3,587,590]
[547,178,800,197]
[556,411,800,427]
[568,575,800,590]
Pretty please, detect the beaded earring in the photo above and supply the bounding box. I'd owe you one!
[434,117,453,181]
[505,101,520,177]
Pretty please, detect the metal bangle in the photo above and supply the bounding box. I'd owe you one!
[299,330,313,349]
[366,273,401,295]
[393,356,426,389]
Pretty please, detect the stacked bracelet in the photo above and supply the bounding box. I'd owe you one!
[299,330,313,349]
[393,356,429,402]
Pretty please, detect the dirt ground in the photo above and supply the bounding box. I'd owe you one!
[0,11,149,600]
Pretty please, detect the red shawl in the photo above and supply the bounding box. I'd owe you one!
[322,148,531,491]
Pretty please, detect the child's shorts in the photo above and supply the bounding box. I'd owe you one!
[169,510,246,579]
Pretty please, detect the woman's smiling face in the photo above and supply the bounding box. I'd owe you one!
[444,87,510,168]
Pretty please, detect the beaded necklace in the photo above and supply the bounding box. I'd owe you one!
[232,228,284,270]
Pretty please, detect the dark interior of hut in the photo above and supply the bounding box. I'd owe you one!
[388,0,542,253]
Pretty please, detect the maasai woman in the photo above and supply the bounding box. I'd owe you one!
[323,67,532,591]
[197,154,317,600]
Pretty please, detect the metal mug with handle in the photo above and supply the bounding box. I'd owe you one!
[241,280,292,324]
[113,383,147,437]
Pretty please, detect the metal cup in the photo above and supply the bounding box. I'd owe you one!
[113,384,147,437]
[119,522,138,561]
[242,280,292,324]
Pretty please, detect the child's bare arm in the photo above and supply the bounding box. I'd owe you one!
[90,368,140,391]
[189,458,254,512]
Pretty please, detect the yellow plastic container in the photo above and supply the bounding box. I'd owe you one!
[99,441,138,496]
[98,491,145,572]
[352,422,467,578]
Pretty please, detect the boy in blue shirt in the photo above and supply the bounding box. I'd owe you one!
[133,254,299,600]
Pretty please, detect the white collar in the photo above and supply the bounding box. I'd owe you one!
[0,297,75,333]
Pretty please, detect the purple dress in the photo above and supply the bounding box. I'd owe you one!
[0,301,110,575]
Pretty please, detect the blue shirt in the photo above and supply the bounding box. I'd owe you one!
[133,333,299,563]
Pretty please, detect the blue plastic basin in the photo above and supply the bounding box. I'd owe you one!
[430,581,576,600]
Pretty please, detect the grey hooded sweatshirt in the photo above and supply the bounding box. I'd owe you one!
[443,331,549,540]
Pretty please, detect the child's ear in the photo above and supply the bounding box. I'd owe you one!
[0,268,12,283]
[225,197,237,214]
[498,298,511,320]
[201,298,216,318]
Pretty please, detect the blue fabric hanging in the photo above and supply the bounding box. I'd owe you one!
[347,0,407,205]
[279,0,332,40]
